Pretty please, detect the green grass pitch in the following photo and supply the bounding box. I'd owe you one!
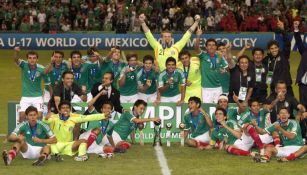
[0,49,306,175]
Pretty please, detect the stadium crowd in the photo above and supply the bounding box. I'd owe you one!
[1,4,307,167]
[0,0,307,33]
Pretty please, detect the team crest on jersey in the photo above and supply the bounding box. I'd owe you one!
[69,127,73,132]
[36,129,42,135]
[36,72,41,77]
[247,76,251,81]
[130,75,135,79]
[171,50,175,55]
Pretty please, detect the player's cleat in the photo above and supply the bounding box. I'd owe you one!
[32,154,47,166]
[114,147,126,153]
[277,157,288,163]
[106,153,113,159]
[250,151,258,158]
[259,156,270,163]
[74,154,88,162]
[98,153,107,158]
[252,152,261,162]
[55,154,63,162]
[2,150,12,166]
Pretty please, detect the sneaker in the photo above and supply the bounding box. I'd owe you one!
[252,152,261,162]
[55,154,63,162]
[74,154,88,162]
[32,155,47,166]
[98,153,107,159]
[114,147,126,153]
[250,151,258,158]
[277,157,288,163]
[2,150,12,166]
[106,153,113,159]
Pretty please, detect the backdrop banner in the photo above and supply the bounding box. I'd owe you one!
[0,33,274,50]
[8,102,228,143]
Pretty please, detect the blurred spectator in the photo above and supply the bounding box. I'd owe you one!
[0,0,305,32]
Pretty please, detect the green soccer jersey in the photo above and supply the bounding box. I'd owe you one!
[211,106,238,125]
[107,111,137,141]
[12,120,55,147]
[237,108,268,128]
[211,120,239,145]
[19,60,49,97]
[183,111,210,138]
[44,113,106,142]
[104,60,127,90]
[86,61,105,93]
[198,51,228,88]
[220,71,230,94]
[265,120,304,146]
[136,68,159,95]
[158,69,185,97]
[119,66,139,96]
[86,109,113,144]
[45,61,68,91]
[71,63,89,87]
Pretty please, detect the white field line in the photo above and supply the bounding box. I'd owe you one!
[154,145,171,175]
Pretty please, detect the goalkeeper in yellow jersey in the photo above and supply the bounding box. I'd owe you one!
[44,101,110,162]
[139,13,200,71]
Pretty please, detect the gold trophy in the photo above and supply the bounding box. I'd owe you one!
[138,123,145,146]
[179,123,185,147]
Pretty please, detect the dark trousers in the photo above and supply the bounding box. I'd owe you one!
[299,84,307,108]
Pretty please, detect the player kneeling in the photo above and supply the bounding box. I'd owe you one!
[106,99,160,151]
[253,107,305,163]
[183,97,213,149]
[205,108,257,156]
[44,101,110,162]
[79,94,115,158]
[2,106,57,166]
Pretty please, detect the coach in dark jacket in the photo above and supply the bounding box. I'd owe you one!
[91,72,123,113]
[263,22,293,96]
[294,23,307,108]
[293,21,307,143]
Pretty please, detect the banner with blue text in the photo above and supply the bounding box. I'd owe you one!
[0,33,274,50]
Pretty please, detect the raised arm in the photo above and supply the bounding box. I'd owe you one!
[139,14,159,49]
[293,21,306,55]
[224,43,236,69]
[13,47,22,65]
[236,43,251,58]
[173,15,200,51]
[277,20,291,60]
[118,67,131,87]
[88,89,105,112]
[195,26,202,54]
